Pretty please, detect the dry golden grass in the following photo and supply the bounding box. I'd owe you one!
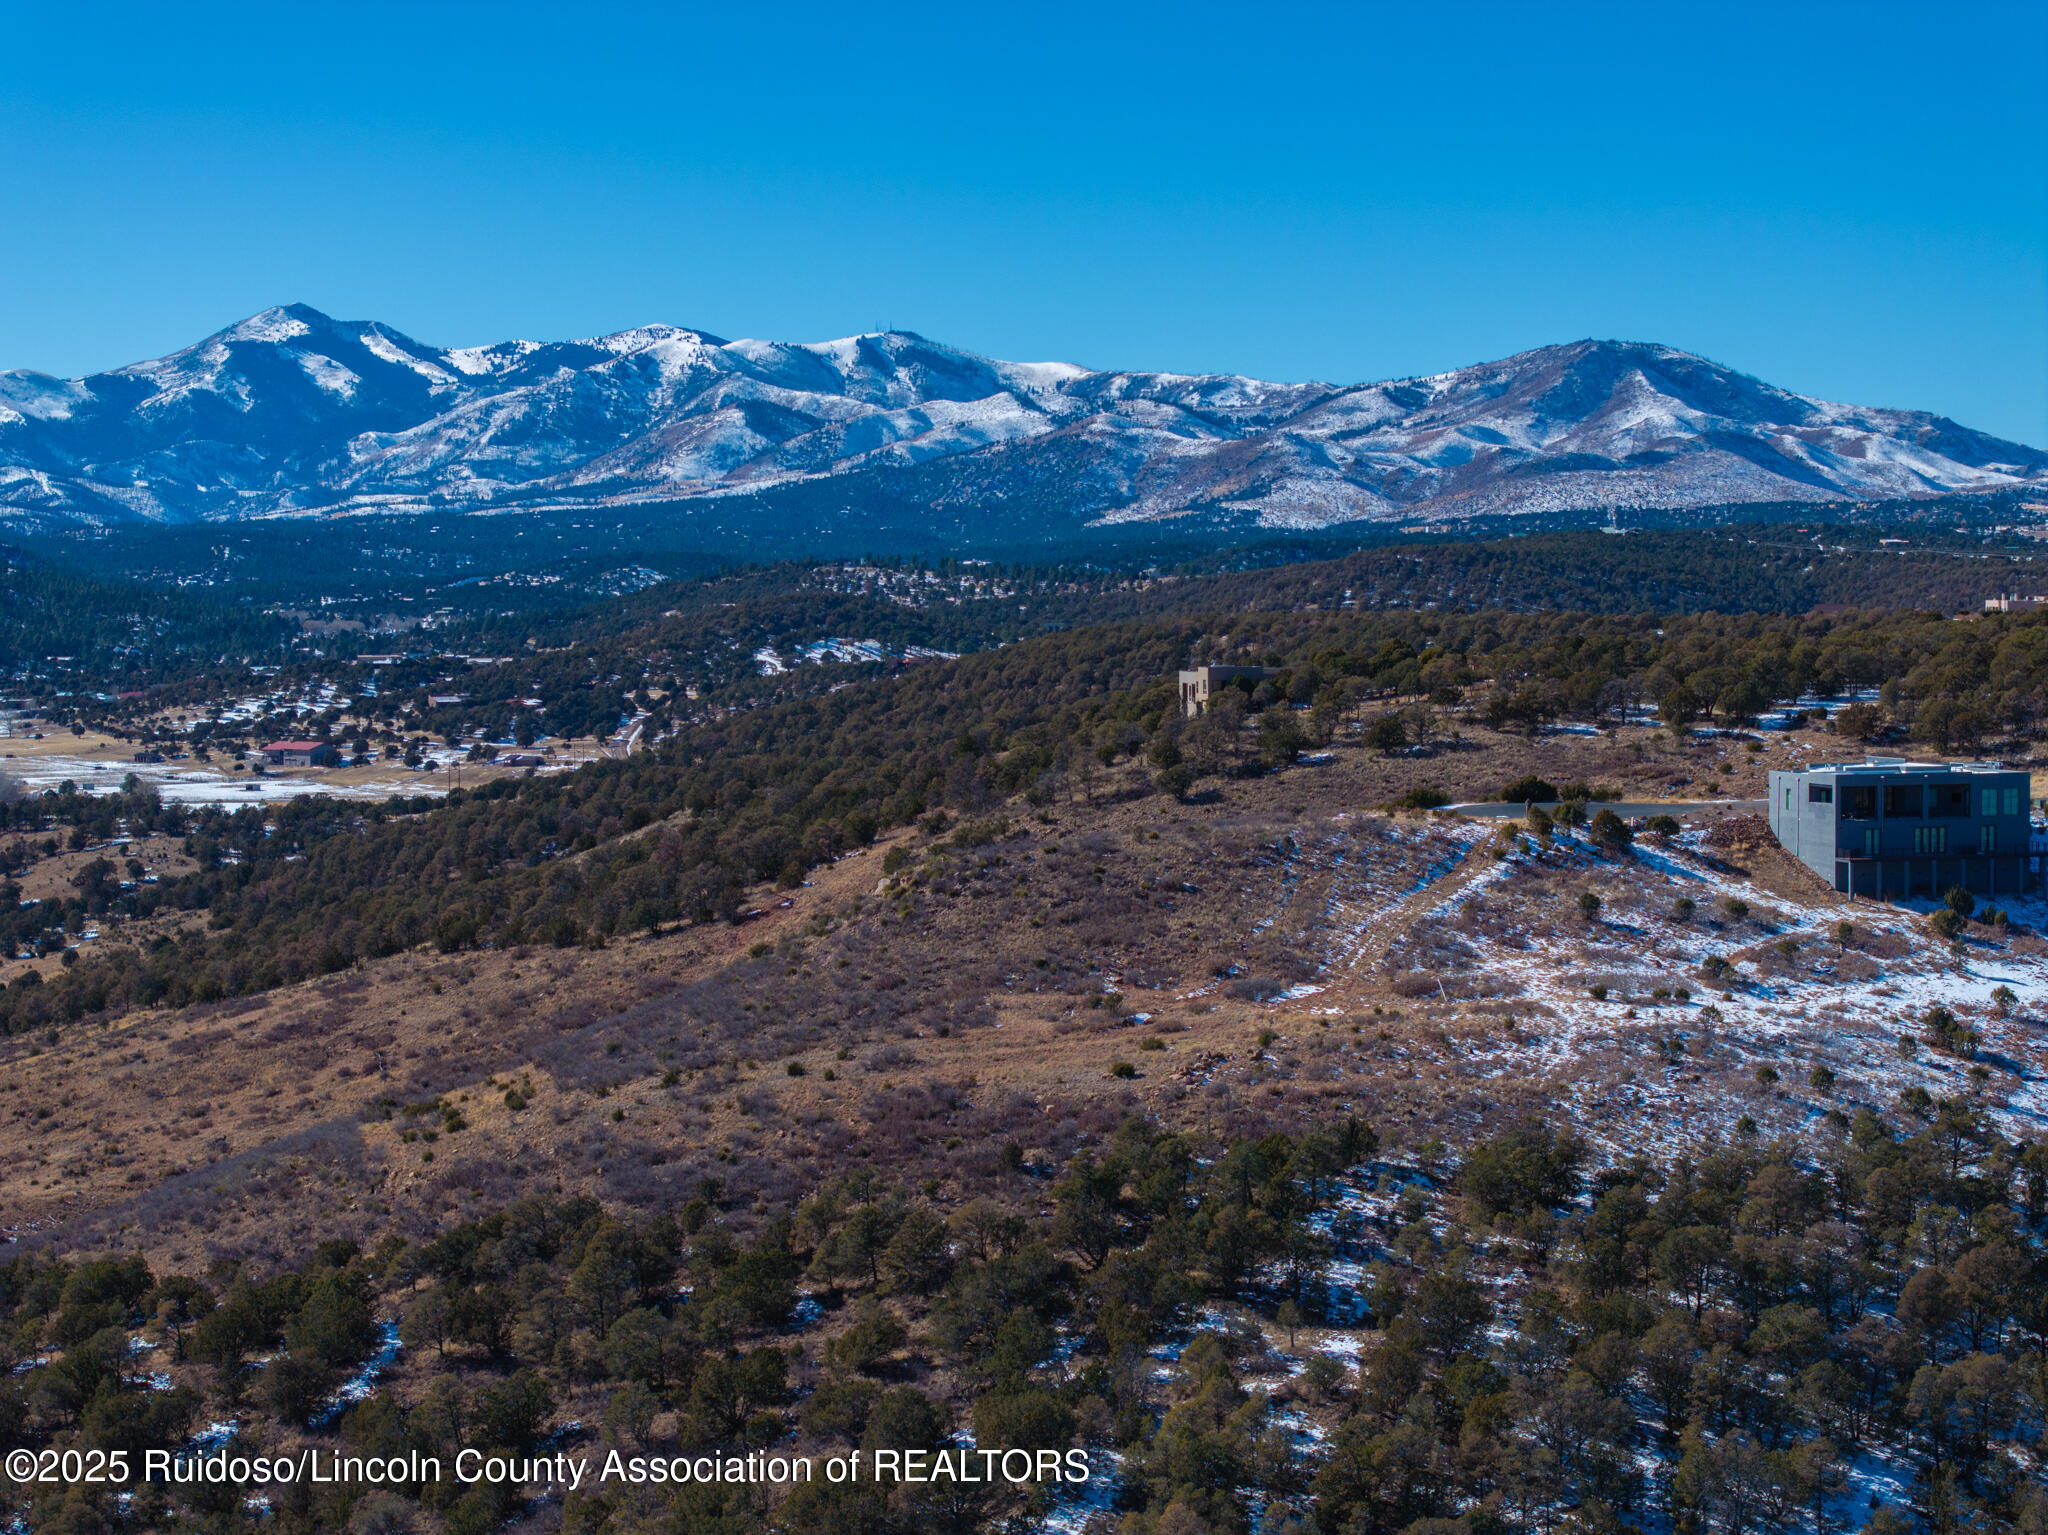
[0,714,1890,1274]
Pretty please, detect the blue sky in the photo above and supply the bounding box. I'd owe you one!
[3,1,2044,445]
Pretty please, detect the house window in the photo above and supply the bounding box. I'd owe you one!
[1807,784,1833,804]
[1913,825,1947,854]
[1929,783,1969,818]
[1981,787,2000,817]
[1862,828,1879,857]
[1980,823,1996,854]
[2003,787,2022,816]
[1885,784,1923,818]
[1842,786,1877,820]
[1784,787,1794,811]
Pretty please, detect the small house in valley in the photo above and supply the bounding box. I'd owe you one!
[262,739,341,768]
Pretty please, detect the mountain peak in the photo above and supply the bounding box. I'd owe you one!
[216,304,328,345]
[580,323,730,355]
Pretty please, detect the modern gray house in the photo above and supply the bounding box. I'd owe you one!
[1767,759,2033,898]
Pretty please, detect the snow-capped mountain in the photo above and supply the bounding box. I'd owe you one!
[3,303,2042,534]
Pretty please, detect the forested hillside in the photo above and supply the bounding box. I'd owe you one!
[4,1109,2041,1534]
[9,601,2048,1039]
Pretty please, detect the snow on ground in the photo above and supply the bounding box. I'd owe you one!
[1241,815,1487,967]
[179,1418,239,1456]
[1029,802,2037,1532]
[754,638,960,674]
[1378,821,2048,1158]
[1092,1153,1948,1535]
[310,1319,403,1428]
[1041,1447,1124,1535]
[1,752,447,807]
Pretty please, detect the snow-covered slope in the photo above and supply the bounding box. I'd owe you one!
[3,305,2042,533]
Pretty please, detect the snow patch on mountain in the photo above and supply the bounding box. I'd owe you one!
[296,351,361,398]
[358,329,456,384]
[222,307,313,344]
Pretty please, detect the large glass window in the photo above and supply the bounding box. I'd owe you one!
[1885,784,1923,818]
[1913,825,1947,854]
[1929,783,1969,818]
[1841,785,1877,820]
[1807,784,1833,804]
[1981,787,2000,817]
[2003,787,2022,816]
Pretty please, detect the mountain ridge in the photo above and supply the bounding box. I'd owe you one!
[3,304,2042,537]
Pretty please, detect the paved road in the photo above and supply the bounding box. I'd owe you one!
[1446,799,1767,819]
[604,710,653,759]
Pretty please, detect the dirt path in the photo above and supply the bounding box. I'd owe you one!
[1332,840,1494,980]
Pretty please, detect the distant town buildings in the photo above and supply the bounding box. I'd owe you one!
[1982,594,2048,613]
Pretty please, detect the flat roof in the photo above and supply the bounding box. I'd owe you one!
[1791,759,2016,777]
